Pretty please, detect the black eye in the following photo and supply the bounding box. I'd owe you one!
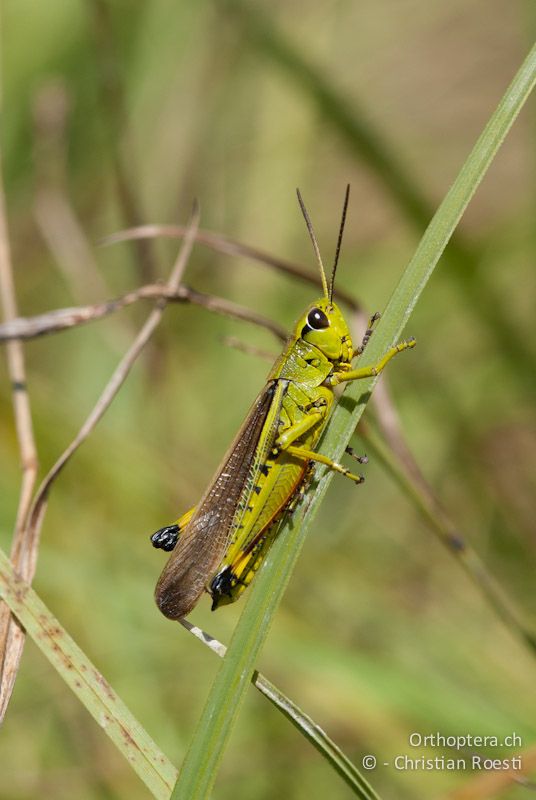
[306,308,329,330]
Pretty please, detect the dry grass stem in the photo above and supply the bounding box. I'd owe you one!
[0,148,39,722]
[0,203,199,721]
[0,284,287,343]
[358,421,536,652]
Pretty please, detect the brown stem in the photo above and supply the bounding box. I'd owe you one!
[0,284,287,343]
[0,150,39,721]
[0,204,199,722]
[358,421,536,653]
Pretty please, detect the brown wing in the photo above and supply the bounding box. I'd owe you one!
[155,382,277,619]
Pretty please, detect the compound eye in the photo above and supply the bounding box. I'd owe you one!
[306,307,329,330]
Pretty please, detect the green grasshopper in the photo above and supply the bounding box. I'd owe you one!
[151,187,415,619]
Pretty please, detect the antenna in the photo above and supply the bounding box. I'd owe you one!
[296,188,329,300]
[330,184,350,302]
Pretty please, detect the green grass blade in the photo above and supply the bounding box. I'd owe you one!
[180,619,381,799]
[253,672,382,800]
[171,40,536,800]
[226,0,536,389]
[0,548,178,799]
[0,540,379,800]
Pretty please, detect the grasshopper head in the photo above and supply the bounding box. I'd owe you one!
[296,298,353,363]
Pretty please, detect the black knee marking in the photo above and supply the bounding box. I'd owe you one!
[150,524,180,551]
[210,567,236,609]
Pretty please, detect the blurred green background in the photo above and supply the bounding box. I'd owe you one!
[1,1,535,798]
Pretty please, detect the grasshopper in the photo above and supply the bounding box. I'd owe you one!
[151,187,415,619]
